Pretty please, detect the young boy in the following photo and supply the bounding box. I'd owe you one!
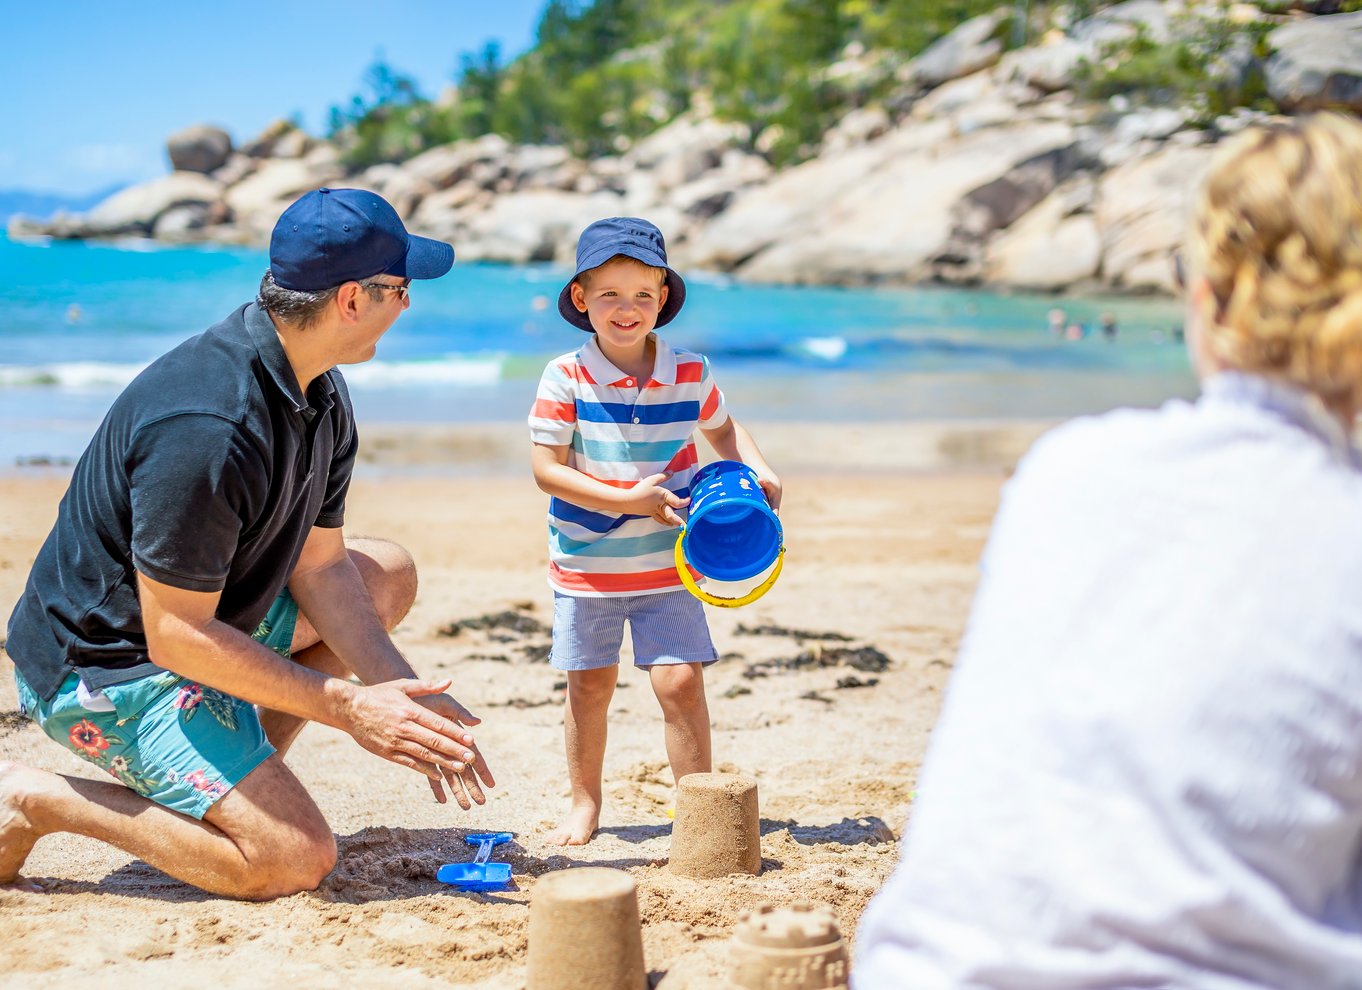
[528,217,781,846]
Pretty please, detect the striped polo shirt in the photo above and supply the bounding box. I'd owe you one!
[528,333,729,597]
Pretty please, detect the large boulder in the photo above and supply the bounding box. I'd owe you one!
[667,151,771,220]
[84,172,225,236]
[822,106,892,154]
[166,125,233,174]
[445,189,625,264]
[1071,0,1171,46]
[240,119,316,159]
[687,118,1077,285]
[1097,144,1214,292]
[985,183,1102,291]
[622,113,748,191]
[947,143,1090,257]
[1265,11,1362,112]
[223,159,344,237]
[152,202,226,241]
[680,122,937,272]
[402,134,510,190]
[908,13,1006,89]
[506,144,575,189]
[997,36,1092,93]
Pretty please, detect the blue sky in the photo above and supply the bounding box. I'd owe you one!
[2,1,549,195]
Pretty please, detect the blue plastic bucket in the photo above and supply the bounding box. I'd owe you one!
[681,460,783,582]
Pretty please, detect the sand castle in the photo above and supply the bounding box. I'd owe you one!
[669,772,762,879]
[525,866,647,990]
[731,901,850,990]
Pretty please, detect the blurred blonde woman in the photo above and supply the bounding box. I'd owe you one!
[854,113,1362,989]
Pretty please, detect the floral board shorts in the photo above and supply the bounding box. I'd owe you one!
[13,590,299,820]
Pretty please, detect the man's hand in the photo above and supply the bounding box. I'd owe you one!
[414,692,496,810]
[620,472,689,526]
[339,677,491,809]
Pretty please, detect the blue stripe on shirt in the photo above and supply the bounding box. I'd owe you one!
[572,435,689,463]
[575,399,700,425]
[548,497,639,534]
[550,528,683,558]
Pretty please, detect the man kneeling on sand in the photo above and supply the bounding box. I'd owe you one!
[1,188,494,899]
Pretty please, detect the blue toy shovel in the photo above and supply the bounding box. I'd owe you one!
[437,831,514,891]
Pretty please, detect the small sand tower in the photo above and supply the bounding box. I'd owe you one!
[669,772,761,879]
[525,867,647,990]
[731,901,849,990]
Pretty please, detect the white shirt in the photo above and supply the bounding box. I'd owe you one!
[856,373,1362,989]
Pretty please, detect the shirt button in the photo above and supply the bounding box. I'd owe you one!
[625,379,633,386]
[633,417,640,424]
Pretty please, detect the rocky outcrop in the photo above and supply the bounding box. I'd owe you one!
[166,125,232,174]
[1097,145,1214,292]
[907,12,1006,89]
[23,172,224,238]
[985,177,1103,291]
[1266,11,1362,112]
[10,4,1359,297]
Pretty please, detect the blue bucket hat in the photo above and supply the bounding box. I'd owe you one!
[269,187,454,291]
[558,217,686,332]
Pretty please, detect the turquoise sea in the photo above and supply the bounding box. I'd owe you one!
[0,234,1194,466]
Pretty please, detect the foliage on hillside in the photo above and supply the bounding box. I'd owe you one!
[328,0,1002,167]
[324,0,1341,169]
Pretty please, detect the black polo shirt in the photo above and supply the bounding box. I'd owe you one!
[6,301,357,700]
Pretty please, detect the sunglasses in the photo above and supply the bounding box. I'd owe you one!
[361,277,411,301]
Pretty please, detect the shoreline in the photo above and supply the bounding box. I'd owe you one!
[352,419,1059,476]
[0,419,1061,479]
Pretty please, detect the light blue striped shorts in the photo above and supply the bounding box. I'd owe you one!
[550,589,719,671]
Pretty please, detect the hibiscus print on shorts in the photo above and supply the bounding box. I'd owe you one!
[184,769,229,799]
[105,754,162,797]
[68,719,123,760]
[174,683,241,731]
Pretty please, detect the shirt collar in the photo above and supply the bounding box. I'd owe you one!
[245,302,335,414]
[1201,371,1360,468]
[580,333,676,386]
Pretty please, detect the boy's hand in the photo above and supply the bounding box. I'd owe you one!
[757,472,783,514]
[622,472,690,526]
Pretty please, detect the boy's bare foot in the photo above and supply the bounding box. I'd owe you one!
[545,801,600,846]
[0,762,45,887]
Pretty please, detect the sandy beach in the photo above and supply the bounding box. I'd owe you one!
[0,420,1040,989]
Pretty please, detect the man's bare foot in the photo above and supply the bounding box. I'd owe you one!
[0,762,45,886]
[545,801,600,846]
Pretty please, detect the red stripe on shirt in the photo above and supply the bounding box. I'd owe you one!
[675,359,708,384]
[549,561,699,593]
[560,362,599,385]
[665,442,698,474]
[699,384,721,422]
[532,399,577,421]
[577,470,638,489]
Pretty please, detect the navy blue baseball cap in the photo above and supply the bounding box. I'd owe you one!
[558,216,686,332]
[269,187,454,291]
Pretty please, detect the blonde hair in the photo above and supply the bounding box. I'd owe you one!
[1188,113,1362,405]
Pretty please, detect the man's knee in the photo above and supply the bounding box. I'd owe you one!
[346,536,417,630]
[210,757,339,899]
[239,827,337,900]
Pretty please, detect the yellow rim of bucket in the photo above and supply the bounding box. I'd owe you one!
[674,526,785,608]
